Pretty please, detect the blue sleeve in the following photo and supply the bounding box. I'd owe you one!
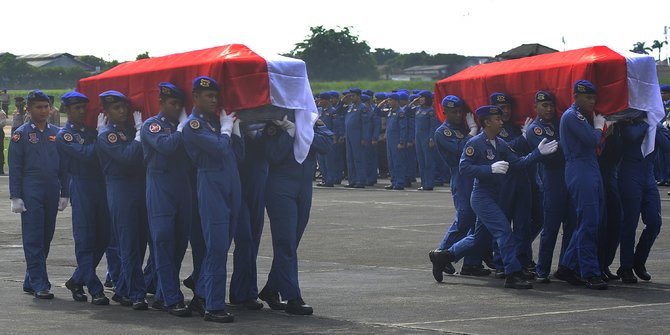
[435,131,461,167]
[141,121,183,156]
[656,123,670,153]
[312,125,333,154]
[56,132,97,162]
[459,140,493,179]
[430,112,440,133]
[565,112,601,149]
[362,107,371,142]
[265,130,294,165]
[96,133,144,168]
[399,111,408,145]
[183,127,233,158]
[8,131,23,199]
[59,154,70,198]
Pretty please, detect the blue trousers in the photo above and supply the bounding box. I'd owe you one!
[416,138,436,189]
[405,143,417,185]
[21,181,59,292]
[365,143,378,185]
[325,141,344,184]
[438,169,480,265]
[70,177,110,295]
[317,154,328,181]
[386,142,406,188]
[434,154,449,185]
[346,135,367,185]
[448,220,492,264]
[105,233,121,286]
[598,166,623,268]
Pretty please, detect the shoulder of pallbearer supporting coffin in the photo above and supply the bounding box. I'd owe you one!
[238,105,293,133]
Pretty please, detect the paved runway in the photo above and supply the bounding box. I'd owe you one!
[1,177,669,334]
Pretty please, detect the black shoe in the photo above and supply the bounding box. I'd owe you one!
[352,184,365,188]
[429,250,454,282]
[183,276,195,291]
[258,288,287,310]
[104,279,114,288]
[633,264,651,281]
[536,276,551,284]
[459,264,491,277]
[286,298,313,315]
[494,269,506,279]
[443,262,456,275]
[482,254,496,270]
[65,278,88,302]
[344,184,355,188]
[188,295,206,317]
[585,276,608,290]
[204,310,234,323]
[34,290,54,299]
[151,300,166,311]
[132,299,148,310]
[91,293,110,305]
[617,268,638,284]
[167,302,192,317]
[384,185,394,190]
[504,272,534,289]
[229,299,264,310]
[316,182,334,187]
[554,266,585,286]
[417,187,433,191]
[602,267,620,281]
[521,268,536,280]
[524,261,537,274]
[112,294,133,307]
[23,287,35,294]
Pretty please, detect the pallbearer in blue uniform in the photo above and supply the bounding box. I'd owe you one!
[655,85,670,186]
[432,105,558,289]
[57,92,111,305]
[96,90,150,309]
[9,90,69,299]
[258,116,332,315]
[139,83,192,316]
[181,76,243,323]
[524,90,576,283]
[383,93,408,190]
[616,118,670,283]
[343,88,370,188]
[414,91,440,191]
[316,92,335,187]
[555,80,611,290]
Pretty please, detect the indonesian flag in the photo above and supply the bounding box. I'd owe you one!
[77,44,318,163]
[434,46,664,157]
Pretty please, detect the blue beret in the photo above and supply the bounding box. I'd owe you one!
[341,90,350,96]
[388,93,400,101]
[159,82,185,101]
[361,94,371,102]
[374,92,387,100]
[61,91,89,106]
[490,92,511,105]
[398,92,409,100]
[419,90,433,99]
[192,76,220,92]
[329,90,340,98]
[363,90,374,97]
[535,90,554,103]
[26,90,50,104]
[574,80,597,94]
[318,92,331,100]
[349,87,362,95]
[397,88,408,93]
[660,84,670,93]
[442,95,463,108]
[409,94,419,101]
[475,105,503,118]
[99,90,128,105]
[412,90,422,94]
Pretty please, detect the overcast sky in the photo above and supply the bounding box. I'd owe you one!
[7,0,670,61]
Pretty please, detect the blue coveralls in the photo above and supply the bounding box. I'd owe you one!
[434,122,483,266]
[317,106,332,182]
[618,121,670,269]
[460,132,541,275]
[181,111,243,312]
[597,125,623,271]
[405,105,417,185]
[9,121,68,293]
[385,107,409,189]
[140,113,192,306]
[262,124,332,300]
[96,123,149,301]
[345,102,371,186]
[653,101,670,182]
[230,130,268,303]
[187,167,205,297]
[326,107,345,185]
[365,104,382,185]
[558,105,605,279]
[57,122,110,295]
[415,106,440,189]
[525,118,576,278]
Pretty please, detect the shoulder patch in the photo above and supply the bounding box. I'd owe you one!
[149,122,161,133]
[11,132,20,142]
[189,120,201,130]
[63,133,73,142]
[465,146,475,157]
[533,127,543,136]
[107,133,118,143]
[576,112,586,121]
[443,128,453,137]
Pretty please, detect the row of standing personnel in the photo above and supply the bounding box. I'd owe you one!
[8,77,332,323]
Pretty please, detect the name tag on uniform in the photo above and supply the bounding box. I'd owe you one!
[486,149,495,160]
[28,133,38,144]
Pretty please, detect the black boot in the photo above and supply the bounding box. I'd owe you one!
[112,294,133,306]
[286,298,313,315]
[132,299,149,310]
[258,288,287,310]
[602,267,620,281]
[617,267,638,284]
[554,266,585,286]
[91,293,110,305]
[459,264,491,277]
[188,295,206,317]
[585,276,608,290]
[429,250,454,282]
[504,272,533,289]
[633,263,651,281]
[65,278,88,302]
[204,310,234,323]
[167,301,192,317]
[229,299,264,310]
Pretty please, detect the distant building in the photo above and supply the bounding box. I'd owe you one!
[391,65,449,81]
[16,53,95,72]
[496,43,558,60]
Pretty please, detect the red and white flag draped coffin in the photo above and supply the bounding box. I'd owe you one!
[76,44,318,163]
[434,45,664,156]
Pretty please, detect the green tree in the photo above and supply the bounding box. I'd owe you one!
[373,48,399,65]
[289,26,378,81]
[651,40,668,61]
[136,52,150,60]
[630,41,653,55]
[77,55,119,72]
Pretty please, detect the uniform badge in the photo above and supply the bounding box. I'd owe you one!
[48,135,56,142]
[576,112,586,121]
[533,127,543,136]
[545,127,554,136]
[118,132,127,141]
[28,133,38,144]
[74,133,84,144]
[443,128,453,137]
[149,123,161,133]
[454,130,464,139]
[11,132,20,142]
[63,133,73,142]
[486,149,495,160]
[499,128,509,137]
[266,125,278,136]
[189,120,201,130]
[465,146,475,157]
[107,133,118,143]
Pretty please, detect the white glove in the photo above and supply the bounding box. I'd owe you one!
[537,138,558,155]
[521,117,532,139]
[466,112,478,136]
[491,161,509,174]
[273,115,296,138]
[11,198,27,213]
[220,110,235,136]
[133,111,143,131]
[97,113,108,131]
[232,118,241,137]
[177,120,185,132]
[662,121,668,128]
[178,108,187,124]
[605,120,615,128]
[58,197,69,211]
[593,113,606,131]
